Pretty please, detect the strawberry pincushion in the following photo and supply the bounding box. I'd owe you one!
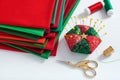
[65,25,101,54]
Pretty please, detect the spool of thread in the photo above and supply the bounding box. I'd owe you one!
[85,1,104,15]
[103,0,113,17]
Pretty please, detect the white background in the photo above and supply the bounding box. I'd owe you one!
[0,0,120,80]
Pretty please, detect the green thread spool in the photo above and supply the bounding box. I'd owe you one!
[104,0,114,16]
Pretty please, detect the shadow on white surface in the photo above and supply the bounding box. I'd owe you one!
[100,9,110,19]
[98,54,109,61]
[78,11,88,17]
[56,38,89,62]
[0,49,46,63]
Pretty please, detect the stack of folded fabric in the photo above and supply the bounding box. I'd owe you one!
[0,0,80,59]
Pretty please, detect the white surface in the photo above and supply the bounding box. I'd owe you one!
[0,0,120,80]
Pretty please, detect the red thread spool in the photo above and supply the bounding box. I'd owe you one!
[85,1,104,15]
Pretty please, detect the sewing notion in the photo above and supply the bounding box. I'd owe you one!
[103,46,114,57]
[85,0,113,17]
[85,1,104,15]
[65,25,101,54]
[59,60,98,78]
[104,0,114,16]
[0,0,81,59]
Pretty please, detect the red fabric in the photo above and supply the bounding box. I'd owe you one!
[0,34,57,50]
[0,0,55,29]
[86,36,101,52]
[0,32,57,43]
[0,32,46,44]
[64,0,69,12]
[44,32,57,38]
[65,34,82,50]
[0,44,23,52]
[51,0,63,28]
[64,0,76,19]
[0,41,59,56]
[51,41,59,56]
[79,25,90,33]
[44,36,56,50]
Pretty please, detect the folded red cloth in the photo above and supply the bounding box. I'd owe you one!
[64,0,77,19]
[51,0,63,28]
[0,43,24,52]
[0,41,59,56]
[0,34,57,50]
[51,42,59,56]
[0,0,55,29]
[64,0,69,12]
[0,32,56,44]
[0,33,45,44]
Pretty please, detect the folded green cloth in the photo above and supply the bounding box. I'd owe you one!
[1,43,51,59]
[0,0,80,59]
[56,0,80,41]
[0,24,45,36]
[51,0,65,32]
[0,28,41,40]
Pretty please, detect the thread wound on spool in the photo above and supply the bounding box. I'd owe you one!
[85,1,104,15]
[107,9,114,16]
[104,0,113,16]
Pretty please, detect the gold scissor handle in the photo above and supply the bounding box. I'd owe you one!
[84,68,96,78]
[78,60,98,78]
[58,60,98,78]
[86,60,98,69]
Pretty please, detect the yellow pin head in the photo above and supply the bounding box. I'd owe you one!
[78,16,81,19]
[82,19,84,24]
[82,16,84,18]
[64,34,66,37]
[72,27,75,30]
[86,16,88,18]
[104,32,107,35]
[103,25,106,28]
[69,35,73,38]
[74,16,76,19]
[75,21,77,25]
[93,21,97,28]
[90,18,93,22]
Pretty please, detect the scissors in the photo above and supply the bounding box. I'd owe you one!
[59,60,98,78]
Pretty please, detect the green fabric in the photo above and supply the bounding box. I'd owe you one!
[0,0,80,59]
[67,25,81,34]
[85,27,99,37]
[51,0,59,24]
[1,43,51,59]
[8,39,48,48]
[72,39,90,54]
[40,50,51,59]
[56,0,80,41]
[51,0,66,32]
[0,24,45,36]
[65,25,101,54]
[0,28,40,40]
[104,0,113,12]
[63,0,80,28]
